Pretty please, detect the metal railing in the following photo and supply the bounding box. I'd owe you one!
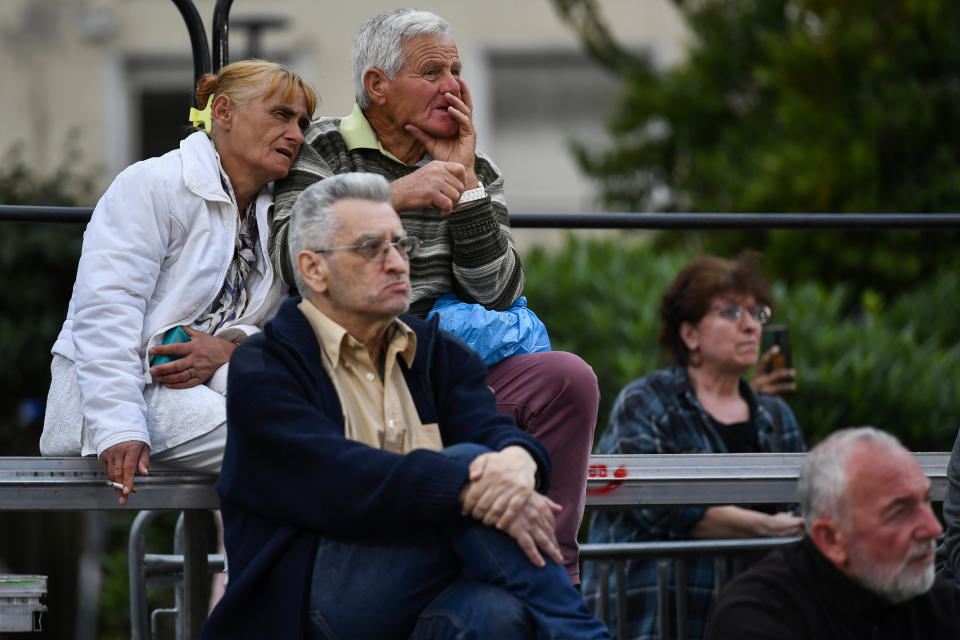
[581,538,801,640]
[1,453,948,639]
[585,452,950,506]
[0,457,217,639]
[5,205,960,230]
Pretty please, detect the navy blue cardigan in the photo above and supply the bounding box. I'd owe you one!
[202,297,551,639]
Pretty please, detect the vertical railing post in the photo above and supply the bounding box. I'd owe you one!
[169,0,212,98]
[655,559,670,640]
[179,510,210,639]
[614,560,627,640]
[129,510,165,640]
[674,557,688,640]
[597,561,610,627]
[212,0,236,72]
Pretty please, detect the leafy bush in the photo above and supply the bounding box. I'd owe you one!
[523,235,960,451]
[522,233,690,431]
[0,139,93,453]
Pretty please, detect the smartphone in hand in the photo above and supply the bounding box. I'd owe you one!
[761,324,791,370]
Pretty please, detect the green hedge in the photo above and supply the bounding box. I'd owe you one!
[522,234,960,451]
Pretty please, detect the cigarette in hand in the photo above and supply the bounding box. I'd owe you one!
[105,480,138,493]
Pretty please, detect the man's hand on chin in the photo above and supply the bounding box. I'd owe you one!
[404,80,479,188]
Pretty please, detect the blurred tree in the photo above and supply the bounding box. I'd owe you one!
[523,236,960,451]
[550,0,960,297]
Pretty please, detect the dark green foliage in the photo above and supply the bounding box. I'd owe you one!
[546,0,960,449]
[522,234,692,429]
[551,0,960,296]
[0,140,93,454]
[523,237,960,451]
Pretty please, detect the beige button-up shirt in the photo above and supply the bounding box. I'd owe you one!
[298,299,443,453]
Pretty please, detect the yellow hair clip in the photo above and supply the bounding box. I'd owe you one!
[188,94,215,134]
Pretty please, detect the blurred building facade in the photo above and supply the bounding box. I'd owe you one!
[0,0,685,215]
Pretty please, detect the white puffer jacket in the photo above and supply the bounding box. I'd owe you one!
[49,131,287,455]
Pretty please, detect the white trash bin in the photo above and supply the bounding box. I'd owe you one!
[0,575,47,632]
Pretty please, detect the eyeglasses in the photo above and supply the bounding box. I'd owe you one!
[710,302,772,325]
[313,236,421,263]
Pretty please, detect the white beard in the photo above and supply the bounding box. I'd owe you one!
[847,539,936,604]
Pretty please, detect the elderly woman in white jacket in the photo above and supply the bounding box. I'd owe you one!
[41,60,317,503]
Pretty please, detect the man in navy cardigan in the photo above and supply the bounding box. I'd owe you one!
[203,173,608,639]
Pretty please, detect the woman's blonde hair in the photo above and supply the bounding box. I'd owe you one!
[193,59,318,134]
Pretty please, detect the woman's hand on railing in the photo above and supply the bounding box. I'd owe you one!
[100,440,150,505]
[759,511,805,538]
[691,505,804,539]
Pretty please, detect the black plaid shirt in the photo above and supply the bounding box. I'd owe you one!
[583,366,805,640]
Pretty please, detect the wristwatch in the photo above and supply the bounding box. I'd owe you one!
[456,181,486,205]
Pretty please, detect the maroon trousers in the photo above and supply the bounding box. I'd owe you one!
[486,350,599,584]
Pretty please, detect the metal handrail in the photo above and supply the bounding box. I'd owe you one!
[585,452,949,507]
[170,0,211,93]
[582,537,804,640]
[0,206,93,224]
[510,211,960,229]
[212,0,236,72]
[4,204,960,229]
[580,537,802,559]
[0,457,218,510]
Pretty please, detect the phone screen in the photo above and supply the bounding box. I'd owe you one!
[760,324,791,370]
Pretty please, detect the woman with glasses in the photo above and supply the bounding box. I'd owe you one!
[582,251,806,640]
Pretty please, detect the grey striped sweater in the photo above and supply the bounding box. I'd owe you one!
[271,116,524,317]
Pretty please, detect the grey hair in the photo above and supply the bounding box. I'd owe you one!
[352,9,452,108]
[288,173,392,297]
[798,426,905,531]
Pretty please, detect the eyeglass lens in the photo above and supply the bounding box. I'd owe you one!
[717,303,770,324]
[362,237,419,262]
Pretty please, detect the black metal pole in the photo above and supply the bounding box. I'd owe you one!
[0,206,94,224]
[508,212,960,230]
[169,0,211,96]
[212,0,237,72]
[5,205,960,229]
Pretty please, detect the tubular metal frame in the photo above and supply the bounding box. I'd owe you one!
[5,205,960,230]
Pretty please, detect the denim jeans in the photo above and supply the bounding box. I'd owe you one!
[307,443,610,640]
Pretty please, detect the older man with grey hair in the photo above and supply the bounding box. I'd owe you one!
[204,173,609,639]
[705,426,960,640]
[272,8,600,584]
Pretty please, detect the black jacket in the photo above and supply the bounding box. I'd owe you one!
[706,536,960,640]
